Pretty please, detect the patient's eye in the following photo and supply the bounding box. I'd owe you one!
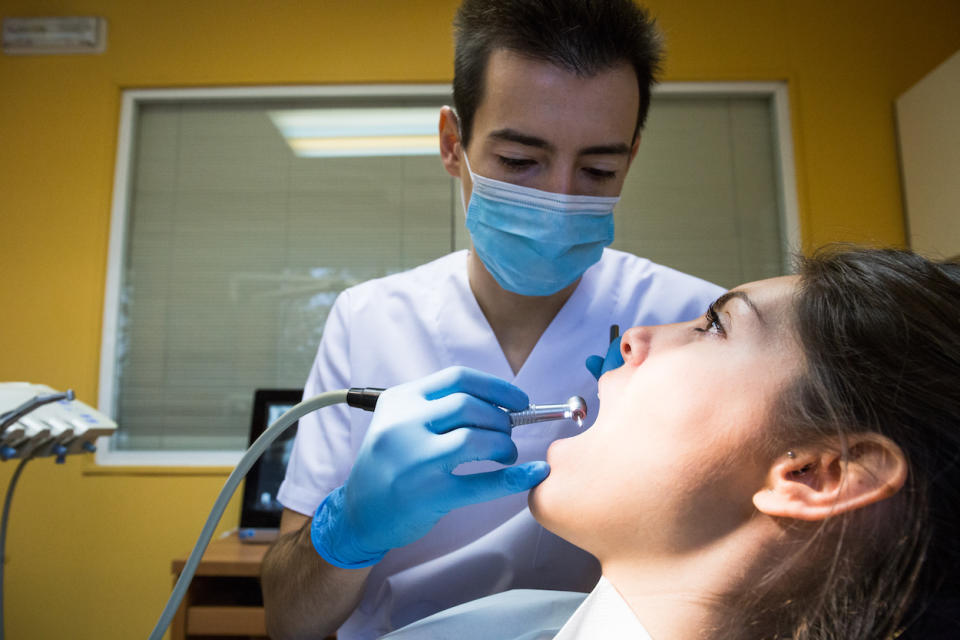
[693,305,725,337]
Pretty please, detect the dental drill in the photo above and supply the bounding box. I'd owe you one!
[148,386,589,640]
[345,388,588,429]
[509,396,588,428]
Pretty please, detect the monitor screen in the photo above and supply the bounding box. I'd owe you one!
[240,389,303,529]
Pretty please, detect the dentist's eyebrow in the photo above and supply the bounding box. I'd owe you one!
[488,128,554,151]
[714,290,764,324]
[488,129,631,157]
[579,143,632,156]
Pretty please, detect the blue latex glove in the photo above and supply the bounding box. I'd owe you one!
[311,366,550,569]
[585,335,624,381]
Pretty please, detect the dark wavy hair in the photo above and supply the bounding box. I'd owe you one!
[730,247,960,639]
[452,0,663,148]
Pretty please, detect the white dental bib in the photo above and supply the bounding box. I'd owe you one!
[379,576,652,639]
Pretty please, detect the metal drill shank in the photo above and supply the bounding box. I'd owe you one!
[508,396,587,427]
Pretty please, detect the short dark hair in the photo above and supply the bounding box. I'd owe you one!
[452,0,664,148]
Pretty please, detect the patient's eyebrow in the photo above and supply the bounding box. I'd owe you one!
[715,291,764,324]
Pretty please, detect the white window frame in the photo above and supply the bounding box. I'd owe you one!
[96,82,799,467]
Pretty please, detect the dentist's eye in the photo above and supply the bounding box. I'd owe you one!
[693,306,725,337]
[497,156,536,171]
[582,167,616,181]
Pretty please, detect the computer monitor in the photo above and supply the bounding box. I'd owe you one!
[238,388,303,543]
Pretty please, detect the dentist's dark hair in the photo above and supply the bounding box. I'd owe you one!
[734,247,960,639]
[452,0,663,148]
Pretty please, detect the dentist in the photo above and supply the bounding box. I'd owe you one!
[261,1,723,638]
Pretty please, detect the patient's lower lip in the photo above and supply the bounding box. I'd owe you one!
[545,439,562,462]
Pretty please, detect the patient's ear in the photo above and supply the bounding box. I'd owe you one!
[752,434,907,521]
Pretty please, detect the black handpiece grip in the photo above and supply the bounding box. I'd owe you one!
[346,387,385,411]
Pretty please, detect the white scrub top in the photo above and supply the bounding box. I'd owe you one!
[277,248,723,640]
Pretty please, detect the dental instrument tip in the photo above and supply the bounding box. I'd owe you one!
[509,396,588,428]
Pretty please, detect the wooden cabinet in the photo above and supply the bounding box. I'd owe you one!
[170,533,269,640]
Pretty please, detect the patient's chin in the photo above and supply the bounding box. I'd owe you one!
[527,480,558,534]
[528,454,555,519]
[528,442,572,536]
[528,480,590,553]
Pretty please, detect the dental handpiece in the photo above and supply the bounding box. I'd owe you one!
[344,387,588,428]
[509,396,588,428]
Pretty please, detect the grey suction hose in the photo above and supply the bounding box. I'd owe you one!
[147,389,349,640]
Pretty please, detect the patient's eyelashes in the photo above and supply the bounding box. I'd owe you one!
[693,305,726,337]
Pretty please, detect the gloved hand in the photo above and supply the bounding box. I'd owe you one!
[311,366,550,569]
[585,335,624,380]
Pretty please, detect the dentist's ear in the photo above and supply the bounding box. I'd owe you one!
[753,434,907,521]
[439,106,462,179]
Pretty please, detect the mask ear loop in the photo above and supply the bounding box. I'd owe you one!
[446,107,475,178]
[461,148,476,179]
[450,109,476,217]
[459,174,470,221]
[457,133,474,180]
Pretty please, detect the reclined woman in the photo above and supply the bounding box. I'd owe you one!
[384,246,960,639]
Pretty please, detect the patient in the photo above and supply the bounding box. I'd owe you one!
[385,247,960,639]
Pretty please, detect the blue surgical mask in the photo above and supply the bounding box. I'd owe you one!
[461,151,619,296]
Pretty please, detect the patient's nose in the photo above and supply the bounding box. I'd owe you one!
[621,326,652,366]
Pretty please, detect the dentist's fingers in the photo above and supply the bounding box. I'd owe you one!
[422,393,514,434]
[431,427,519,470]
[444,462,551,511]
[417,366,529,411]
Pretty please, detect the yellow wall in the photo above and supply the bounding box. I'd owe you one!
[1,1,958,637]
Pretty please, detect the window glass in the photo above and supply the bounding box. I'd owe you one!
[115,97,455,451]
[106,89,787,456]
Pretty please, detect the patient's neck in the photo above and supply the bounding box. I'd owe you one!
[600,521,781,640]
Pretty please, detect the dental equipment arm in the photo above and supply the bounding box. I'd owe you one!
[0,389,74,434]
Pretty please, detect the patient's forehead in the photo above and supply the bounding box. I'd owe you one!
[736,275,798,298]
[725,275,800,335]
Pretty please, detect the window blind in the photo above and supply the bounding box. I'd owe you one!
[108,91,785,454]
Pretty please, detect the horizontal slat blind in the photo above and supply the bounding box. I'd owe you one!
[116,100,455,451]
[613,96,783,288]
[111,92,784,453]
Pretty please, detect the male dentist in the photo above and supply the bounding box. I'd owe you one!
[261,1,724,638]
